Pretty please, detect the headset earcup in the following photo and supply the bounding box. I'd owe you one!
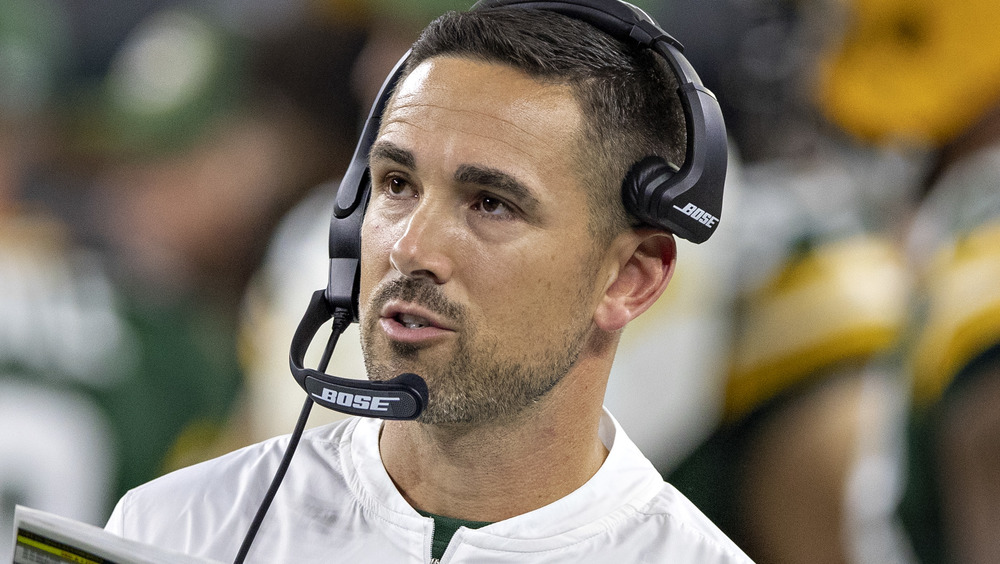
[622,155,679,226]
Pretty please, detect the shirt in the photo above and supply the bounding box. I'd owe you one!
[106,409,754,563]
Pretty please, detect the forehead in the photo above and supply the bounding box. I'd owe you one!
[377,56,587,194]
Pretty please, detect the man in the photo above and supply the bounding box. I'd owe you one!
[105,3,752,562]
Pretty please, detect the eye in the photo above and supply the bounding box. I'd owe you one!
[472,194,515,219]
[382,175,416,199]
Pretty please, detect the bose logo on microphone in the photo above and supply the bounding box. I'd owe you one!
[312,388,401,412]
[673,202,718,228]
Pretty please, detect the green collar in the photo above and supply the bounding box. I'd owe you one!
[416,510,493,561]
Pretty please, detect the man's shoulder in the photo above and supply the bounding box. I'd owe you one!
[588,410,752,561]
[111,418,358,527]
[103,417,383,560]
[631,481,754,563]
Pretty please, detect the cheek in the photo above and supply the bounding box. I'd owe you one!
[471,248,595,329]
[358,218,395,300]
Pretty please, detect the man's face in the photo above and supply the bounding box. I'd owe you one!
[358,56,609,424]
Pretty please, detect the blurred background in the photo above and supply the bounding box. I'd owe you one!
[2,0,1000,563]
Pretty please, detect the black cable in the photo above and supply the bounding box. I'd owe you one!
[232,395,313,564]
[232,309,351,564]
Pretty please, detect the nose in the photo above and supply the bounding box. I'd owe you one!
[388,201,453,284]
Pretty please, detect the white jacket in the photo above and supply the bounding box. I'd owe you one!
[106,410,752,563]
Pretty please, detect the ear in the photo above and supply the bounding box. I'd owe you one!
[593,229,677,332]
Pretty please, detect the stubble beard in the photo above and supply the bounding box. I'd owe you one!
[360,277,591,425]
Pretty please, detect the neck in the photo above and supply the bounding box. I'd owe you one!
[378,354,612,523]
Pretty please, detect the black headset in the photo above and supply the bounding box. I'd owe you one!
[288,0,728,421]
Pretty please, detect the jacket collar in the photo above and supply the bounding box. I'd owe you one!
[341,408,664,546]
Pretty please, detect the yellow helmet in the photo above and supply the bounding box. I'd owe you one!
[818,0,1000,145]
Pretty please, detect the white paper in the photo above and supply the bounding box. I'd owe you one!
[11,506,222,564]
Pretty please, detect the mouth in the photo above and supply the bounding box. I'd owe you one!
[378,302,456,344]
[395,312,434,329]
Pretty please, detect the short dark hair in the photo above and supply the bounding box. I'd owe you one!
[401,6,686,242]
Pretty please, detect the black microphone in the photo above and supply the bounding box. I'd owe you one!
[289,289,429,420]
[234,290,427,564]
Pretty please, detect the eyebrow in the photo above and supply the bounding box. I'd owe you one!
[369,141,415,169]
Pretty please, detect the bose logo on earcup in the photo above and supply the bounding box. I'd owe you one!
[672,202,718,228]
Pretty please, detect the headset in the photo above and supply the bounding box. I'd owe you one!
[287,0,729,423]
[236,2,727,561]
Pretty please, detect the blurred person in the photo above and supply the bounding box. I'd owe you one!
[896,104,1000,564]
[660,1,929,563]
[103,2,754,562]
[1,0,223,558]
[3,6,370,558]
[63,2,372,470]
[78,4,354,302]
[818,0,1000,561]
[1,1,118,555]
[668,151,920,564]
[668,1,1000,563]
[1,3,250,546]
